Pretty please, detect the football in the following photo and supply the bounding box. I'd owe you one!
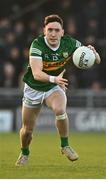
[73,46,96,69]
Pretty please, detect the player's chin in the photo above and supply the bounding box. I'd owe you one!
[49,40,58,46]
[50,42,58,47]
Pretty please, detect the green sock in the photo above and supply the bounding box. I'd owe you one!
[21,147,30,156]
[61,137,69,147]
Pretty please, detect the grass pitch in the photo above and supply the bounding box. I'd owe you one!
[0,131,106,179]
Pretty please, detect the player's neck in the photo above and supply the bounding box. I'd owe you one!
[44,36,60,51]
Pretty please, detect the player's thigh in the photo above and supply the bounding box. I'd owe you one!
[45,90,67,114]
[22,105,41,130]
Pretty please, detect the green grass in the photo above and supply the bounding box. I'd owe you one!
[0,131,106,179]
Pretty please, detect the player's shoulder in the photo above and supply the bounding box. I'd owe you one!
[62,34,82,48]
[62,34,76,42]
[31,34,44,46]
[61,34,77,47]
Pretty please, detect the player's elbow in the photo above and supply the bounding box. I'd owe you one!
[33,71,41,81]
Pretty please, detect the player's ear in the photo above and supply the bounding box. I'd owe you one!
[43,27,46,35]
[62,29,64,37]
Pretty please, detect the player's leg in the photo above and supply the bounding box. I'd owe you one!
[20,106,41,152]
[45,87,79,161]
[16,84,45,166]
[15,106,41,166]
[45,90,69,141]
[46,90,68,136]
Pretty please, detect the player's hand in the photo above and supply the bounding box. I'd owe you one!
[60,84,67,91]
[55,69,68,86]
[87,45,101,64]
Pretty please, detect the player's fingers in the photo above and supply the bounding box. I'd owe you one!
[87,45,96,53]
[60,84,67,91]
[59,79,68,86]
[60,78,68,84]
[88,45,101,64]
[55,76,68,86]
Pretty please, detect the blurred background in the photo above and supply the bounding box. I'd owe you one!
[0,0,106,132]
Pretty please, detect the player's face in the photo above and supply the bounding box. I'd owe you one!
[44,22,64,48]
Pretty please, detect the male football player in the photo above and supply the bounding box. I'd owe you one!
[16,14,101,165]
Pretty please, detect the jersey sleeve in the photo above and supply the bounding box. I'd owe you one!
[70,37,82,52]
[29,39,42,59]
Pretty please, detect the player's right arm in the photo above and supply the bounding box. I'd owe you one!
[29,40,68,86]
[30,57,68,86]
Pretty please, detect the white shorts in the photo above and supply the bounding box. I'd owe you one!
[23,83,66,108]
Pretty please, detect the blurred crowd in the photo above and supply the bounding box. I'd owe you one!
[0,0,106,90]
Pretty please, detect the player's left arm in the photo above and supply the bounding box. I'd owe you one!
[87,45,101,64]
[69,37,101,64]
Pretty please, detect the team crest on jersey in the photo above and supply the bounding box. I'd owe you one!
[63,52,68,58]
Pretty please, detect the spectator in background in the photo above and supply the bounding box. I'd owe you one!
[0,18,11,36]
[0,47,5,87]
[5,31,17,54]
[3,62,15,87]
[8,47,24,86]
[19,47,29,89]
[0,0,105,89]
[85,19,99,38]
[27,20,39,45]
[83,0,100,21]
[56,0,73,27]
[66,17,78,38]
[14,21,25,47]
[2,47,24,88]
[84,34,96,47]
[90,80,102,91]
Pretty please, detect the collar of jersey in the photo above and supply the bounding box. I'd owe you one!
[44,36,60,51]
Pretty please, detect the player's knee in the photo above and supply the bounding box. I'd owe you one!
[54,107,67,120]
[53,106,65,115]
[55,112,67,120]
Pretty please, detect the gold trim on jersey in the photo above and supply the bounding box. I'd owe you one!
[43,56,71,71]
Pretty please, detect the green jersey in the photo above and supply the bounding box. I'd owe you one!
[23,34,81,91]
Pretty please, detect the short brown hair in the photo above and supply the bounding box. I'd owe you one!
[44,14,63,28]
